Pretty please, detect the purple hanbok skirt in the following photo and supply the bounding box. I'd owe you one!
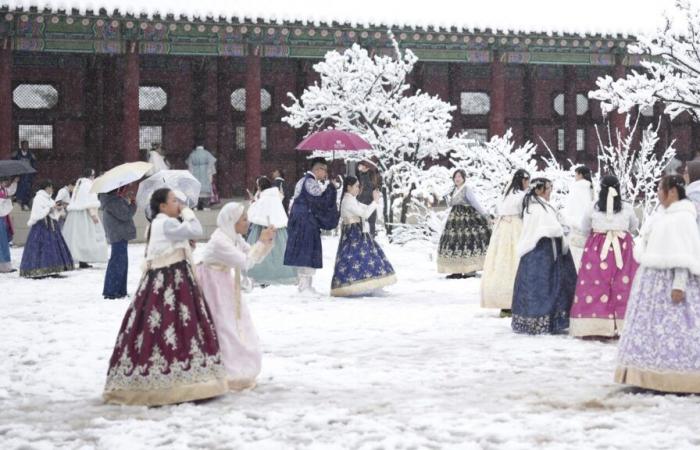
[615,267,700,393]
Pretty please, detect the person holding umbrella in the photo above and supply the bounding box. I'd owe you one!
[284,157,340,294]
[12,140,37,211]
[99,186,137,299]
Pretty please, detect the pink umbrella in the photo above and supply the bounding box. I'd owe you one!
[296,129,372,159]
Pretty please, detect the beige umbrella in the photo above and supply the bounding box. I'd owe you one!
[90,162,153,194]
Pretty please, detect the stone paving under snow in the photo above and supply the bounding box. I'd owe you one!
[2,237,700,449]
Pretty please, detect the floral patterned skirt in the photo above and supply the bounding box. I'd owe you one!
[570,232,638,337]
[331,223,396,297]
[512,237,577,335]
[103,254,228,405]
[615,268,700,393]
[437,205,491,274]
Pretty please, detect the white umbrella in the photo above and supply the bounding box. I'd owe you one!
[136,170,201,210]
[90,162,153,194]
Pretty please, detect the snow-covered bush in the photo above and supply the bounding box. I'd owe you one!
[594,120,676,223]
[589,0,700,122]
[283,33,456,237]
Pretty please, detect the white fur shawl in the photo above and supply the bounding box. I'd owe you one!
[563,179,593,230]
[247,187,288,228]
[28,190,59,226]
[635,199,700,275]
[517,199,565,257]
[68,178,100,211]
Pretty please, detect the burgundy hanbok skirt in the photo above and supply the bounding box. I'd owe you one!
[570,232,638,337]
[103,250,227,406]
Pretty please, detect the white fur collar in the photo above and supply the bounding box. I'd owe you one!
[635,199,700,275]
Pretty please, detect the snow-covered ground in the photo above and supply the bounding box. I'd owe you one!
[2,236,700,450]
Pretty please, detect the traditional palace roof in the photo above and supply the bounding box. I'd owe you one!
[0,0,673,64]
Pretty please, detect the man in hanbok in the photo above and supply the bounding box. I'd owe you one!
[12,140,37,211]
[186,143,217,210]
[284,158,340,294]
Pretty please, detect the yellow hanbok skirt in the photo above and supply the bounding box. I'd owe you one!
[480,215,522,309]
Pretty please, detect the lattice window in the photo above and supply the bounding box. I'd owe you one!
[557,129,565,151]
[18,125,53,149]
[460,92,490,115]
[554,94,565,116]
[231,88,272,112]
[13,84,58,109]
[576,94,589,115]
[236,127,268,150]
[139,86,167,111]
[555,93,589,116]
[139,126,163,151]
[464,128,489,146]
[577,129,585,152]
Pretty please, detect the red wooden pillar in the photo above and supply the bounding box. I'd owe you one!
[564,66,578,162]
[245,47,262,190]
[122,42,140,162]
[610,57,627,144]
[489,52,506,138]
[0,41,12,160]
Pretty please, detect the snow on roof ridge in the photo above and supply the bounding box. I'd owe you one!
[1,0,675,37]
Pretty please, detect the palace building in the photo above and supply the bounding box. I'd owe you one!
[0,1,691,195]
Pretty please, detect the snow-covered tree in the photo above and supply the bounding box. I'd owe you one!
[589,0,700,122]
[594,120,676,223]
[282,33,457,235]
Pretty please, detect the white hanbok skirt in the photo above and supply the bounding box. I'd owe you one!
[62,210,108,263]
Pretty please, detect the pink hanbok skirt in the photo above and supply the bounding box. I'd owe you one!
[570,231,639,337]
[196,263,262,390]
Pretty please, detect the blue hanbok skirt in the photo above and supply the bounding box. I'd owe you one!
[246,224,297,285]
[511,237,576,334]
[0,217,11,272]
[20,217,74,278]
[331,223,396,296]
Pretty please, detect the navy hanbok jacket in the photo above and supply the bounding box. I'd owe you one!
[284,174,339,269]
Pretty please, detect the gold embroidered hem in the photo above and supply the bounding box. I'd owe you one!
[331,274,397,297]
[103,377,228,406]
[228,378,257,391]
[437,256,484,274]
[20,264,73,278]
[570,318,624,338]
[615,366,700,393]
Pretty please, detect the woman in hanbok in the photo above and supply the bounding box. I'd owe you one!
[54,181,74,229]
[616,175,700,393]
[196,202,274,390]
[437,169,492,278]
[563,166,594,270]
[481,169,530,316]
[511,178,577,334]
[331,176,396,297]
[103,188,227,406]
[19,180,74,278]
[684,161,700,230]
[146,143,170,176]
[246,177,297,285]
[62,169,108,268]
[570,175,639,338]
[0,177,18,273]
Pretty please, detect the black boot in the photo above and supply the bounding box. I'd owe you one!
[79,262,93,269]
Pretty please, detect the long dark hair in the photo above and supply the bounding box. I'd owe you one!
[522,177,553,217]
[339,175,359,213]
[505,169,530,196]
[660,175,687,200]
[597,174,622,213]
[145,187,172,251]
[575,165,592,183]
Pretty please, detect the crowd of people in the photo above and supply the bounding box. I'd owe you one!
[1,142,700,405]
